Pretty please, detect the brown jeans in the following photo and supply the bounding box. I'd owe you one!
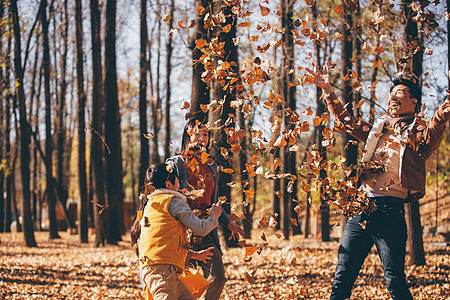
[143,264,195,300]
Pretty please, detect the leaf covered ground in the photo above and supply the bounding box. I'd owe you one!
[1,231,448,299]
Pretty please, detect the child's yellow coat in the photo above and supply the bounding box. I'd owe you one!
[139,192,189,270]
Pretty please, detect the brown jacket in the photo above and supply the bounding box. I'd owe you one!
[325,92,449,201]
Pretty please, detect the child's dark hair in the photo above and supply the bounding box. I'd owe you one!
[391,77,422,113]
[130,163,178,255]
[181,118,210,151]
[146,163,177,188]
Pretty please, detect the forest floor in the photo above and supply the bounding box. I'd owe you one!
[0,230,448,300]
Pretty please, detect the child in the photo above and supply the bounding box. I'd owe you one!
[130,163,222,300]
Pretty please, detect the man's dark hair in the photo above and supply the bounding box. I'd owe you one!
[392,77,422,113]
[145,163,177,189]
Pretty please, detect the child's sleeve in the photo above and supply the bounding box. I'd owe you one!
[168,197,219,236]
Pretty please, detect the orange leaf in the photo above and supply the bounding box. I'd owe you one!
[200,104,208,113]
[178,20,185,28]
[223,24,232,33]
[370,80,379,89]
[181,101,190,110]
[291,218,298,226]
[373,61,382,68]
[374,46,385,54]
[305,0,315,7]
[201,152,210,164]
[303,106,313,116]
[313,115,322,127]
[245,246,258,257]
[251,35,259,42]
[162,14,171,22]
[196,6,205,15]
[222,168,234,174]
[335,6,344,14]
[236,22,250,28]
[231,144,242,153]
[195,39,206,49]
[259,4,270,16]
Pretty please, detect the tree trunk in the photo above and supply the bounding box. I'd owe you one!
[10,0,37,246]
[105,0,124,242]
[189,0,212,122]
[40,0,60,240]
[3,35,12,233]
[151,0,162,163]
[164,0,174,160]
[210,0,239,247]
[90,0,109,247]
[56,0,69,219]
[311,2,329,242]
[0,1,4,233]
[238,102,251,239]
[75,0,89,243]
[401,0,426,266]
[281,0,299,238]
[139,0,149,189]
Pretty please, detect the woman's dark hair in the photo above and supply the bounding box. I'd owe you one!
[130,163,178,255]
[181,118,210,151]
[391,77,422,113]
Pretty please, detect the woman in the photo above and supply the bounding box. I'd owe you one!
[166,119,245,300]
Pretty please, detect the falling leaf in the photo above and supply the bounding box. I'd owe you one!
[195,39,206,49]
[305,0,315,7]
[259,4,270,16]
[245,246,258,258]
[196,5,205,15]
[236,22,250,28]
[302,106,313,116]
[181,101,190,110]
[373,61,382,68]
[313,116,322,127]
[223,24,232,33]
[335,32,343,40]
[269,216,278,228]
[222,168,234,174]
[143,132,155,140]
[335,6,344,14]
[162,14,171,22]
[374,46,385,54]
[218,196,227,205]
[243,272,257,283]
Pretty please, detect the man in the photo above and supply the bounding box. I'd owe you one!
[307,66,449,299]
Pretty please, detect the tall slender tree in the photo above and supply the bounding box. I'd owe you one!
[40,0,60,239]
[104,0,124,242]
[139,0,149,189]
[210,0,240,246]
[0,1,5,233]
[311,1,330,242]
[10,0,37,246]
[90,0,109,246]
[164,0,174,160]
[151,0,163,163]
[3,33,12,233]
[56,0,70,214]
[75,0,89,243]
[280,0,298,238]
